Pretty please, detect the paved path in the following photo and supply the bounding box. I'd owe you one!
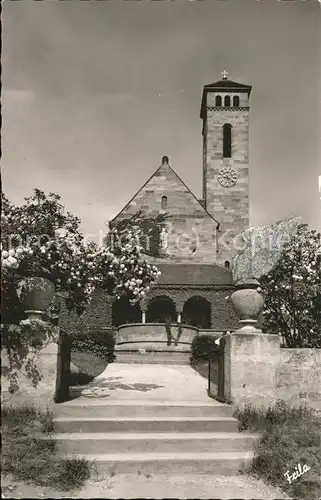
[79,363,215,401]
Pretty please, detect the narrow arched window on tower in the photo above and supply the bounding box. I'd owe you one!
[161,196,168,210]
[224,260,230,270]
[223,124,232,158]
[215,95,222,107]
[233,96,239,107]
[224,95,231,107]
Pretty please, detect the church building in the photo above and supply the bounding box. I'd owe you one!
[110,72,252,331]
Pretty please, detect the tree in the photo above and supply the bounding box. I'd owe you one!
[1,190,93,317]
[261,224,321,347]
[109,210,170,258]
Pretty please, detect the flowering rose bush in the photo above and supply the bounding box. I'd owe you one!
[1,190,162,317]
[1,190,161,392]
[261,224,321,347]
[88,227,161,304]
[1,190,93,316]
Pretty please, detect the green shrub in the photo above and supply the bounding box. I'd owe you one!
[2,404,93,491]
[191,334,219,361]
[70,328,115,362]
[234,400,321,500]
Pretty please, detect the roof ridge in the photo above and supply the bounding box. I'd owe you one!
[110,164,164,222]
[204,79,251,88]
[165,164,219,225]
[111,162,220,226]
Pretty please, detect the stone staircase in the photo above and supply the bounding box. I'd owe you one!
[53,399,259,475]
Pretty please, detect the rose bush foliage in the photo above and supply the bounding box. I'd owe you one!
[1,190,161,318]
[261,224,321,347]
[1,190,91,316]
[1,190,161,392]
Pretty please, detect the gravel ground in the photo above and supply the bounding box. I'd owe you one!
[1,472,290,499]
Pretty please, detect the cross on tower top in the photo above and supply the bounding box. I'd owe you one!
[222,70,228,80]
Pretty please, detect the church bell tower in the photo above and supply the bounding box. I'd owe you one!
[200,71,252,265]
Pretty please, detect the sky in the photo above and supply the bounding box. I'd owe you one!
[2,0,321,240]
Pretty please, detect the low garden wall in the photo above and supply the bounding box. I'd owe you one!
[277,348,321,409]
[198,329,234,339]
[116,323,198,347]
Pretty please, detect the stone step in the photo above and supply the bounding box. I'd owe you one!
[54,400,233,418]
[116,358,190,365]
[115,342,191,352]
[53,431,259,454]
[115,352,191,365]
[53,416,239,433]
[60,451,254,475]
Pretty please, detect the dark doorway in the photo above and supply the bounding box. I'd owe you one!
[182,296,211,329]
[112,296,142,327]
[146,296,177,323]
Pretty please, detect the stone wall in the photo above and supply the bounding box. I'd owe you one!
[277,349,321,409]
[116,323,198,350]
[224,337,321,410]
[198,330,227,339]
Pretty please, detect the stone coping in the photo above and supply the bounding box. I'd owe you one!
[117,323,199,332]
[117,324,232,334]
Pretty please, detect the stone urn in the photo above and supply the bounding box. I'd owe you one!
[230,278,265,331]
[17,277,55,320]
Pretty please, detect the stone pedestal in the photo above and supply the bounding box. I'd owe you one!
[1,341,59,407]
[224,331,280,407]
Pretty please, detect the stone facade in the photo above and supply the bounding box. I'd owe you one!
[202,90,250,265]
[113,158,218,264]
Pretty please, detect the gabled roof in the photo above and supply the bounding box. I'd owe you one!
[204,78,251,92]
[111,157,219,226]
[200,77,252,119]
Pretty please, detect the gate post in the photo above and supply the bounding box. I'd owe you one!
[207,337,226,402]
[223,331,280,407]
[224,279,280,407]
[55,329,72,403]
[217,336,226,402]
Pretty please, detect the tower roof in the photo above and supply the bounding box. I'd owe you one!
[203,78,252,92]
[200,73,252,119]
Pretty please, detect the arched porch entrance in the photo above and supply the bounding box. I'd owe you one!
[146,296,177,323]
[112,296,142,327]
[182,296,211,329]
